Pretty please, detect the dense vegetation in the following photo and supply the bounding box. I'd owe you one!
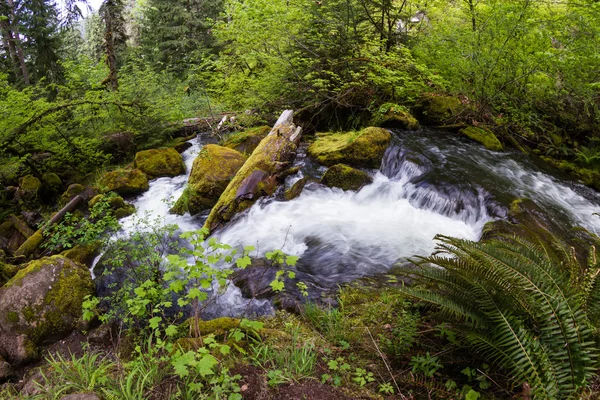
[0,0,599,399]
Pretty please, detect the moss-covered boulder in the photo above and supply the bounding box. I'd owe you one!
[321,164,373,191]
[88,193,136,220]
[222,126,271,154]
[15,175,42,205]
[307,127,391,168]
[61,243,101,267]
[60,184,85,205]
[415,94,463,126]
[178,317,242,338]
[134,148,185,178]
[284,177,309,201]
[42,172,62,194]
[98,169,149,196]
[0,256,94,364]
[0,261,17,287]
[171,145,246,215]
[540,157,600,191]
[373,103,419,130]
[459,126,503,151]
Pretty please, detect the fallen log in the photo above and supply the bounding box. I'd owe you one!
[204,110,302,234]
[15,195,84,258]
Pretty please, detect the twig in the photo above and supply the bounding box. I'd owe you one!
[365,326,405,399]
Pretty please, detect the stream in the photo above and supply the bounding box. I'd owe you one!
[104,128,600,317]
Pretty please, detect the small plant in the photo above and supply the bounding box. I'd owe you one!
[410,352,443,377]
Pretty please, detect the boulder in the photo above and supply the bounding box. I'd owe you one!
[99,131,136,162]
[284,177,309,201]
[0,256,94,364]
[460,126,503,151]
[204,110,303,233]
[414,94,463,125]
[14,175,42,205]
[61,243,101,267]
[42,172,62,195]
[88,193,136,220]
[222,126,271,154]
[60,184,97,205]
[98,169,149,196]
[0,355,10,380]
[307,127,391,168]
[171,145,246,215]
[321,164,373,191]
[134,148,185,178]
[373,103,419,130]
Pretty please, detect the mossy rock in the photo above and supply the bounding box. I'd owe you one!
[0,261,18,287]
[60,184,86,205]
[61,243,101,267]
[414,93,463,125]
[307,127,391,168]
[113,205,135,219]
[88,193,135,219]
[321,164,373,191]
[42,172,62,192]
[222,126,271,154]
[179,317,242,338]
[134,148,185,178]
[373,103,419,130]
[459,126,503,151]
[0,256,94,363]
[284,177,309,201]
[171,145,246,215]
[15,175,42,205]
[98,169,149,196]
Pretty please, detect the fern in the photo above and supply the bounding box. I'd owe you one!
[398,234,599,399]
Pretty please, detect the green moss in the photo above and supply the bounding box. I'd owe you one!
[7,311,18,324]
[459,126,503,151]
[222,126,271,154]
[4,254,46,288]
[179,317,241,337]
[174,145,246,215]
[373,103,420,130]
[61,243,100,266]
[14,230,44,258]
[307,127,391,168]
[541,157,600,190]
[415,94,463,125]
[134,148,185,177]
[20,175,42,192]
[99,169,149,196]
[284,177,309,201]
[114,205,135,219]
[42,172,62,191]
[321,164,372,191]
[0,221,12,237]
[170,187,189,215]
[0,262,18,287]
[60,184,86,204]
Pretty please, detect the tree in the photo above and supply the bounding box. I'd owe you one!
[100,0,127,90]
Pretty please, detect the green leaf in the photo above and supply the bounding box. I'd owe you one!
[236,255,252,268]
[149,316,162,329]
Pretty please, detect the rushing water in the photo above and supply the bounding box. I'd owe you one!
[106,128,600,315]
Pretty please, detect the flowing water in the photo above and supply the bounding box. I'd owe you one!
[104,129,600,316]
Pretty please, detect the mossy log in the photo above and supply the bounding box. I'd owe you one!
[15,195,84,258]
[204,110,302,234]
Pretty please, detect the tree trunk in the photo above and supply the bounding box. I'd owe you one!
[101,0,119,90]
[203,110,303,234]
[6,0,29,85]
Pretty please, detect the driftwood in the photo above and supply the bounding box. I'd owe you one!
[15,195,84,258]
[204,110,302,234]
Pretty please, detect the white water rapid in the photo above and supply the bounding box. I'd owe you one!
[102,129,600,316]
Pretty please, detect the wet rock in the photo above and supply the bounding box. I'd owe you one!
[134,148,185,178]
[414,93,463,126]
[98,169,149,196]
[321,164,372,191]
[87,323,113,345]
[61,243,100,267]
[460,126,503,151]
[171,145,246,215]
[0,256,94,364]
[284,177,309,201]
[308,127,391,168]
[222,126,271,154]
[174,141,193,153]
[373,103,419,130]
